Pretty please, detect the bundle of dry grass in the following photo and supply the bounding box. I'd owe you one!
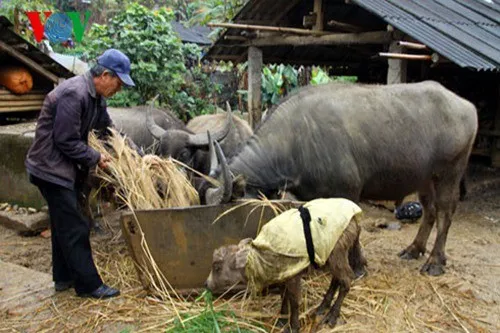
[88,129,199,210]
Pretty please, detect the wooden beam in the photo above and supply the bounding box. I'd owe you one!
[0,94,45,101]
[0,100,43,106]
[0,105,42,112]
[247,47,262,130]
[247,31,391,46]
[491,83,500,167]
[0,89,47,95]
[313,0,324,31]
[0,40,60,84]
[327,19,364,32]
[208,22,329,36]
[224,36,248,41]
[210,55,242,61]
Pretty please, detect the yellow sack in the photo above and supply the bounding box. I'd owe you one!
[246,198,362,292]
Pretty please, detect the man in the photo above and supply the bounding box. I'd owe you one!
[25,49,135,299]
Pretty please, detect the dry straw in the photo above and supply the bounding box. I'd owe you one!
[88,129,199,209]
[2,209,498,332]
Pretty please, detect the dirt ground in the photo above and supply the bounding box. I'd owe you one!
[0,165,499,332]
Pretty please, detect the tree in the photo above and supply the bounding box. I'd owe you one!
[86,3,216,120]
[0,0,54,40]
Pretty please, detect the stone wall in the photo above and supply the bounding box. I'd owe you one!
[0,122,45,208]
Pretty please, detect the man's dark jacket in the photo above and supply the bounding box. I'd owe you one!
[26,71,111,189]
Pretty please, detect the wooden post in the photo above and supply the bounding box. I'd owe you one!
[313,0,324,31]
[386,40,407,84]
[491,83,500,167]
[247,46,262,130]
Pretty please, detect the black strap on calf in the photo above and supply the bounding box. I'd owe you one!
[298,205,319,269]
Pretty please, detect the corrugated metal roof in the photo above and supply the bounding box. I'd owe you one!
[352,0,500,71]
[171,22,212,45]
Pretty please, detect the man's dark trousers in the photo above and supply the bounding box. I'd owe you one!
[31,176,102,294]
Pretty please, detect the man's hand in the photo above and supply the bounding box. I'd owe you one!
[98,153,112,169]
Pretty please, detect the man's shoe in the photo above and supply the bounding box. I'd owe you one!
[78,284,120,299]
[55,281,74,292]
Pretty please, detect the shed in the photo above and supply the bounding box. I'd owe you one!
[0,16,74,117]
[203,0,500,166]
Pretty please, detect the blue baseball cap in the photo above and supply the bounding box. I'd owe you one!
[97,49,135,87]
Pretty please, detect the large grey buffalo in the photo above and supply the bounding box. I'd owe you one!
[205,81,478,276]
[107,106,185,153]
[146,102,253,174]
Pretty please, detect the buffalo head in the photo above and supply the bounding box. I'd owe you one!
[146,96,234,174]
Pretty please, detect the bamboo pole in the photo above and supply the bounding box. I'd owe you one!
[207,22,329,35]
[397,41,428,50]
[379,52,433,61]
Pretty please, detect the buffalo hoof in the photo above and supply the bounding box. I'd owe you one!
[353,266,367,279]
[420,262,445,276]
[320,313,343,328]
[276,318,288,328]
[282,325,299,333]
[398,245,423,260]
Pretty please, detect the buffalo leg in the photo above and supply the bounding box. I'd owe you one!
[421,174,460,276]
[320,252,353,328]
[399,181,437,260]
[283,276,301,333]
[277,285,289,327]
[349,237,367,278]
[315,278,339,317]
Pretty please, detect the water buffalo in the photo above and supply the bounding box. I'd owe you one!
[205,198,365,332]
[205,81,478,276]
[107,106,185,153]
[146,101,253,174]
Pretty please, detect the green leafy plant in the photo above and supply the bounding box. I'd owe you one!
[0,0,54,43]
[189,0,248,26]
[84,3,216,120]
[310,66,332,85]
[261,64,298,108]
[170,290,255,333]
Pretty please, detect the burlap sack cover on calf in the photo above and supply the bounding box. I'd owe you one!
[246,198,363,292]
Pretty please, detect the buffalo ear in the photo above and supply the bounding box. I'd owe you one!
[213,246,228,262]
[238,238,252,248]
[232,246,249,270]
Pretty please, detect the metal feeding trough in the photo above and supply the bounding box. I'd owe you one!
[121,200,300,292]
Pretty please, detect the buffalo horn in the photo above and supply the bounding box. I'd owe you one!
[187,104,234,146]
[207,130,218,177]
[205,141,232,205]
[146,94,167,139]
